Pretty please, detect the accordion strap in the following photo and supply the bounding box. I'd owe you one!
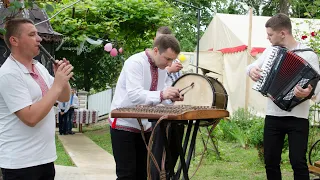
[291,48,314,53]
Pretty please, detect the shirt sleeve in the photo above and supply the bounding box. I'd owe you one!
[64,102,70,113]
[305,52,320,102]
[58,102,65,112]
[73,96,79,108]
[0,74,33,113]
[125,60,161,105]
[164,73,173,88]
[246,47,269,76]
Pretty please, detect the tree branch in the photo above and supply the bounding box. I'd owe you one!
[35,0,81,26]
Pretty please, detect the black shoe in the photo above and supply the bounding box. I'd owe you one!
[68,131,75,135]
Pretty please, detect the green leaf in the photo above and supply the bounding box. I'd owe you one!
[11,1,23,9]
[25,1,35,9]
[8,6,16,12]
[45,4,55,13]
[0,28,6,35]
[38,3,44,9]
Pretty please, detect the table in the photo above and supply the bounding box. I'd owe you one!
[73,109,99,132]
[110,106,229,179]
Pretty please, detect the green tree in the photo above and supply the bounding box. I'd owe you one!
[164,0,247,52]
[290,0,320,18]
[54,43,124,92]
[49,0,174,92]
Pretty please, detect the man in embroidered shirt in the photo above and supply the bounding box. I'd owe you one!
[0,18,73,180]
[109,34,183,180]
[246,13,320,180]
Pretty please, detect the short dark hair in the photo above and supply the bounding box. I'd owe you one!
[265,13,292,34]
[153,34,180,55]
[4,18,34,49]
[156,26,172,35]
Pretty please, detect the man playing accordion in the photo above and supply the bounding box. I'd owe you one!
[246,13,320,180]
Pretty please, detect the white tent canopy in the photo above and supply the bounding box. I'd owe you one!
[188,13,320,116]
[199,13,320,51]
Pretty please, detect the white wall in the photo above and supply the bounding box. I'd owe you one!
[88,89,112,116]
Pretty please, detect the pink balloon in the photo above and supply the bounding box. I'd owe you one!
[119,47,123,54]
[110,48,118,57]
[104,43,112,52]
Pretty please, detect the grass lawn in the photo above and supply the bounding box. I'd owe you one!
[82,123,319,179]
[83,123,113,155]
[188,140,292,180]
[54,135,75,166]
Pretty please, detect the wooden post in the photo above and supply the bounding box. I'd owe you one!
[245,8,253,109]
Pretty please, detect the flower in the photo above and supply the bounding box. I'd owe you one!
[104,43,112,52]
[294,20,320,54]
[110,48,118,57]
[119,47,123,54]
[301,35,308,40]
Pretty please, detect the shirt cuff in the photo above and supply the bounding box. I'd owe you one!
[160,91,164,102]
[246,64,255,76]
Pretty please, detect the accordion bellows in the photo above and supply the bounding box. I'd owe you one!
[252,46,320,111]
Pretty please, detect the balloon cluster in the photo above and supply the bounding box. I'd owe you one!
[104,43,123,57]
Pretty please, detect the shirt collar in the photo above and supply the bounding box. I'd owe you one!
[9,54,38,74]
[145,50,157,68]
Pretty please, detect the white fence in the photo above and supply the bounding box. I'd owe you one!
[88,89,113,116]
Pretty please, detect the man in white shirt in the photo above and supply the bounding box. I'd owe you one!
[0,18,73,180]
[109,34,183,180]
[246,13,320,180]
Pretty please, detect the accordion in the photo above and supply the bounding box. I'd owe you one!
[252,46,320,111]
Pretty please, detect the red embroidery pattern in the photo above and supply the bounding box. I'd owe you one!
[30,65,49,97]
[83,111,87,124]
[108,118,152,133]
[145,50,158,91]
[111,51,160,133]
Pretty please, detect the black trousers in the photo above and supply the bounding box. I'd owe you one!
[264,115,309,180]
[151,122,184,180]
[110,128,151,180]
[1,162,55,180]
[58,112,68,134]
[67,108,75,132]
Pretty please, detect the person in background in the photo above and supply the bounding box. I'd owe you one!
[150,26,185,180]
[155,26,183,86]
[58,100,69,135]
[66,88,79,135]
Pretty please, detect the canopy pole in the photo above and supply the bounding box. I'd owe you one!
[245,8,253,109]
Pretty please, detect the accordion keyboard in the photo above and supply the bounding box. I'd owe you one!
[252,46,282,92]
